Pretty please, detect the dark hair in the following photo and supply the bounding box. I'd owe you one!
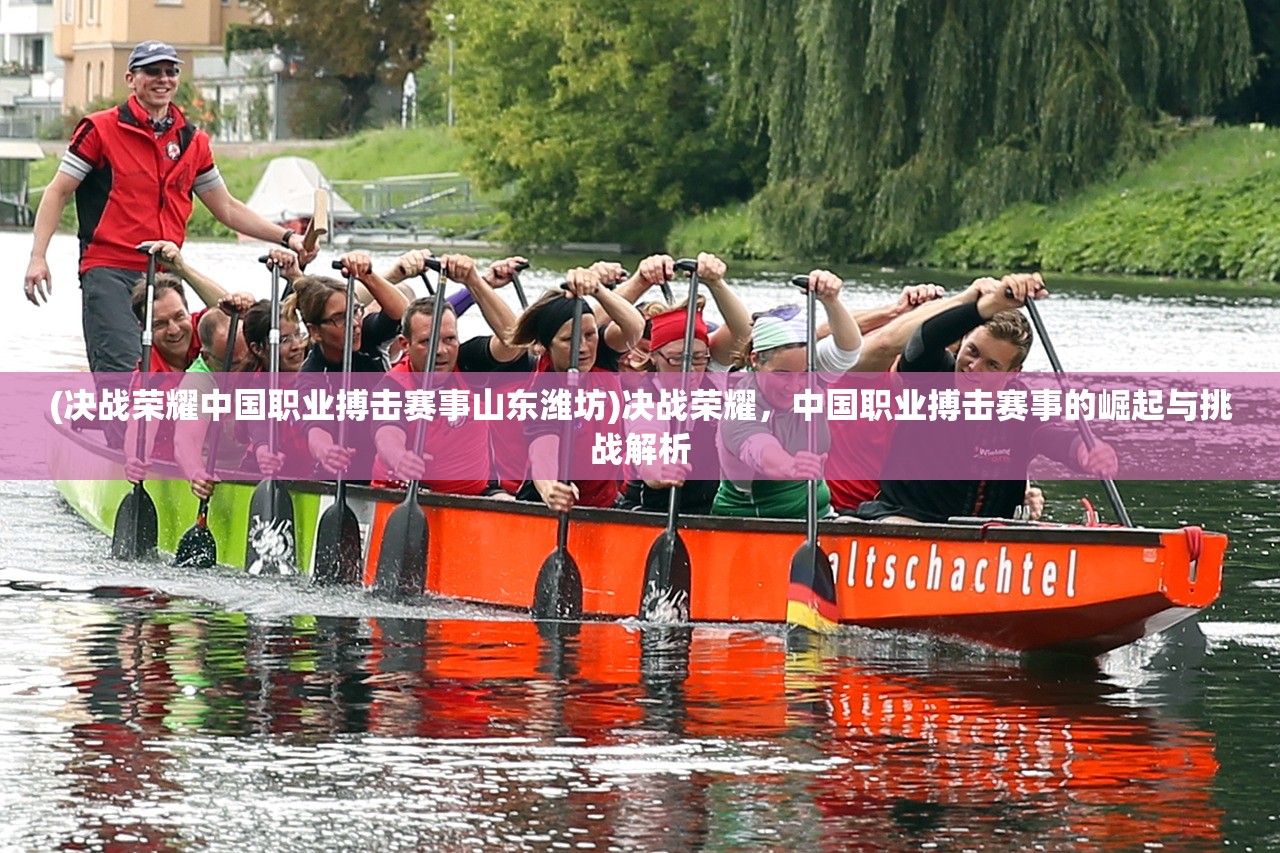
[292,275,345,327]
[983,310,1034,368]
[130,272,187,323]
[236,300,272,372]
[509,289,583,349]
[401,296,456,338]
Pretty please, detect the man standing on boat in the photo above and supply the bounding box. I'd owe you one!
[855,273,1117,523]
[21,40,317,447]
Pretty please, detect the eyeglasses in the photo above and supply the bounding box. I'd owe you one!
[321,304,365,327]
[137,65,181,78]
[282,329,310,345]
[654,349,711,367]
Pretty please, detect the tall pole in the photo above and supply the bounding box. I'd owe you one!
[445,13,456,128]
[267,54,285,142]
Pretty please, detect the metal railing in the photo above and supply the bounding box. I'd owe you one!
[329,173,493,228]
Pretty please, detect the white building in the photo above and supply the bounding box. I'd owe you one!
[0,0,62,136]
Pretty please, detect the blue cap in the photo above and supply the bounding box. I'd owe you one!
[128,41,183,70]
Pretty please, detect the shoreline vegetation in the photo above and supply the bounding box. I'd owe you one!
[669,125,1280,289]
[27,124,1280,293]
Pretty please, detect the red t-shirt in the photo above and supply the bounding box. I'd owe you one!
[371,360,492,497]
[524,354,621,508]
[827,370,899,511]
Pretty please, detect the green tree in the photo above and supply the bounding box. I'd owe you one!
[450,0,763,247]
[248,0,435,133]
[729,0,1254,261]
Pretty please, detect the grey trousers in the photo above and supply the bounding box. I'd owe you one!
[81,266,145,449]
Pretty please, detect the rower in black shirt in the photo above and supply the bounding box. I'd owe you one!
[294,251,410,481]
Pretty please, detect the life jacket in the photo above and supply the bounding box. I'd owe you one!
[69,96,214,274]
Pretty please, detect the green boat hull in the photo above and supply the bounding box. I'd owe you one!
[50,425,323,572]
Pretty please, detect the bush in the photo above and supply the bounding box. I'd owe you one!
[667,203,781,261]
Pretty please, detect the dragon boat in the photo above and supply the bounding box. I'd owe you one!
[48,419,1225,657]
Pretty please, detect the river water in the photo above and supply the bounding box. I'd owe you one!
[1,234,1279,851]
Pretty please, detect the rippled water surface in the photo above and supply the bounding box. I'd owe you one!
[2,235,1279,850]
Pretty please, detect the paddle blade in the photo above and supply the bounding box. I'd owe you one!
[639,530,691,622]
[304,189,329,251]
[110,484,157,560]
[313,502,363,586]
[246,481,297,576]
[787,542,839,634]
[531,550,583,621]
[372,501,428,599]
[172,520,216,569]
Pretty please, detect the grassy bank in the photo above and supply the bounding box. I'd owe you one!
[669,126,1280,283]
[922,127,1280,282]
[29,126,491,239]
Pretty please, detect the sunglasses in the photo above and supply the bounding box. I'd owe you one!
[137,65,181,78]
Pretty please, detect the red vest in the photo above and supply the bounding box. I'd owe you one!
[69,96,215,274]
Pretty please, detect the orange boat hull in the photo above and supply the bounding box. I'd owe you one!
[348,487,1224,656]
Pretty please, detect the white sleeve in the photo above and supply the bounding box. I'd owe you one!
[815,334,861,373]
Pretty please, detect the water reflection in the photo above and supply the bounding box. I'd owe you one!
[48,593,1222,850]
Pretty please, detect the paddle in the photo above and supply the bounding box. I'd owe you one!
[110,244,160,561]
[374,257,446,599]
[531,293,585,621]
[638,257,699,621]
[312,259,364,586]
[246,255,298,576]
[1023,298,1133,527]
[786,273,839,633]
[173,308,241,568]
[510,260,530,309]
[303,188,328,252]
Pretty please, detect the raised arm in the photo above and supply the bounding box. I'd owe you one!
[196,183,317,267]
[336,251,410,322]
[696,253,752,365]
[853,283,973,373]
[145,241,254,314]
[474,255,533,362]
[811,270,862,371]
[593,282,646,352]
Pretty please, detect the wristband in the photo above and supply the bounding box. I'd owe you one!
[280,230,294,248]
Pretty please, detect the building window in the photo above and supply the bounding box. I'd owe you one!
[62,0,74,24]
[86,0,98,24]
[155,0,184,5]
[84,63,91,100]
